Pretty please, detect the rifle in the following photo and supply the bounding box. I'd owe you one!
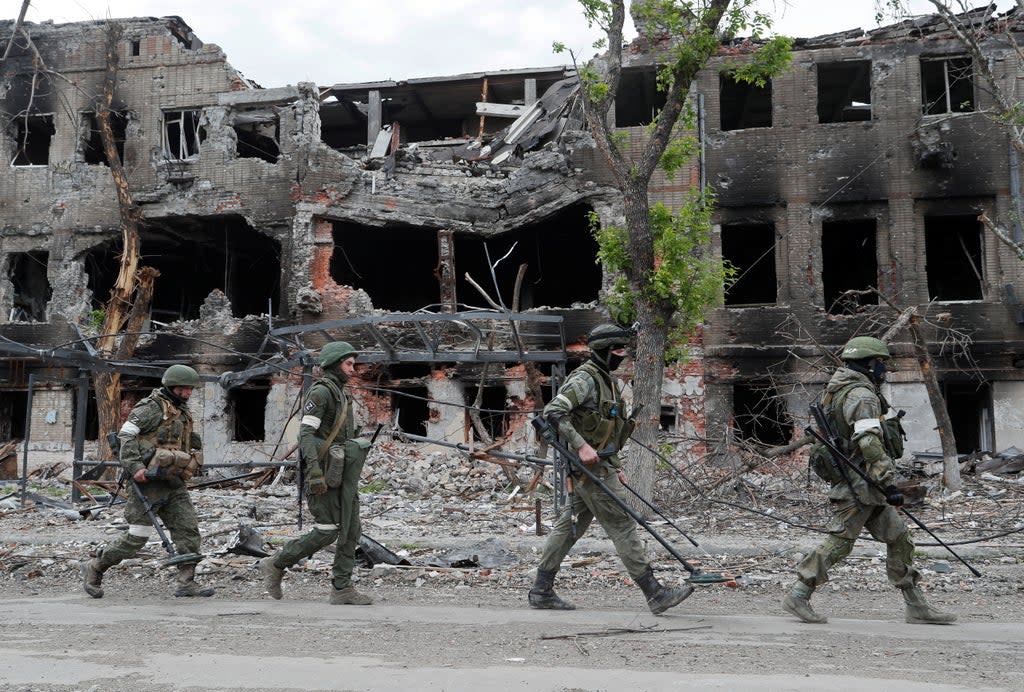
[129,477,202,567]
[531,415,730,583]
[804,410,982,577]
[809,403,866,511]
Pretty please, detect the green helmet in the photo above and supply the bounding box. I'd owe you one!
[586,322,633,351]
[320,341,358,368]
[840,336,890,361]
[161,364,201,388]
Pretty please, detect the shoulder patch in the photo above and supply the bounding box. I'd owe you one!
[304,400,316,413]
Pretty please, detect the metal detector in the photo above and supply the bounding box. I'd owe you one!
[129,478,203,567]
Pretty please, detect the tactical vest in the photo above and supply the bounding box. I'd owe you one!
[568,361,628,453]
[137,392,193,453]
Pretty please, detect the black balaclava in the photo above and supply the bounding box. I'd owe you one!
[161,386,187,407]
[591,347,625,372]
[848,358,886,385]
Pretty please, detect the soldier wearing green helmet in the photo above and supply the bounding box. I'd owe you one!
[80,364,213,598]
[528,322,693,615]
[783,335,956,625]
[259,341,374,606]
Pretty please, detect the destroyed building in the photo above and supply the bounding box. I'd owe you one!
[2,9,1024,473]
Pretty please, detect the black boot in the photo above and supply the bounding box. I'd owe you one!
[636,567,693,615]
[528,569,575,610]
[174,563,215,598]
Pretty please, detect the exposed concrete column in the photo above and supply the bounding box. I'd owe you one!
[367,90,382,146]
[524,79,537,106]
[888,196,920,305]
[588,195,624,294]
[425,373,463,443]
[784,202,813,306]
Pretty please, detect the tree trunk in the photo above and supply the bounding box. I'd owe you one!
[93,22,151,459]
[909,314,962,491]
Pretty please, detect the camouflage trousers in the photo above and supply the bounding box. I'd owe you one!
[98,482,201,566]
[797,500,919,589]
[537,463,649,580]
[273,452,363,590]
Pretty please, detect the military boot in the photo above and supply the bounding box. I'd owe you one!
[329,585,372,605]
[79,557,107,599]
[258,557,284,600]
[782,581,827,623]
[901,586,957,625]
[636,567,693,615]
[527,568,575,610]
[174,563,215,598]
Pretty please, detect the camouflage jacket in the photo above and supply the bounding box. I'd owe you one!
[298,371,355,478]
[543,360,631,467]
[117,388,201,483]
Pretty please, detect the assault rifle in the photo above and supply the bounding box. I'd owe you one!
[531,415,729,583]
[804,408,982,577]
[809,403,865,511]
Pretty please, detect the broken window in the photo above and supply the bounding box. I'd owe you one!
[394,385,429,436]
[943,381,993,453]
[228,382,269,442]
[130,39,141,56]
[162,110,204,160]
[84,215,281,320]
[817,61,871,124]
[821,219,877,313]
[7,251,51,322]
[81,111,127,166]
[921,56,974,115]
[616,68,667,127]
[465,384,508,440]
[0,391,28,440]
[732,381,792,446]
[234,110,280,163]
[454,203,600,310]
[719,74,772,131]
[10,114,55,165]
[660,405,677,433]
[721,222,776,305]
[925,214,983,301]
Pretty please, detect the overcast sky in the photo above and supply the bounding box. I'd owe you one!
[18,1,1017,87]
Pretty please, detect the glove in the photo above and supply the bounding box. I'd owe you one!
[884,485,904,507]
[306,473,328,496]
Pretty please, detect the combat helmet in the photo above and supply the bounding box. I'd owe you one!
[840,336,890,361]
[320,341,358,369]
[586,323,634,351]
[162,364,201,388]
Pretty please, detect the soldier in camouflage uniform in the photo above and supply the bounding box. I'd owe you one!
[528,323,693,615]
[258,341,373,605]
[783,336,956,625]
[80,364,213,598]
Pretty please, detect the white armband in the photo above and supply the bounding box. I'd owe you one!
[119,420,141,437]
[853,418,882,434]
[127,524,154,537]
[301,415,322,430]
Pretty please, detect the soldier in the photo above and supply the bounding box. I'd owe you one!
[80,364,213,598]
[259,341,373,605]
[783,336,956,625]
[528,323,693,615]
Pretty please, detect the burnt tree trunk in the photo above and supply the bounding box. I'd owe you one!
[909,314,963,492]
[93,22,153,459]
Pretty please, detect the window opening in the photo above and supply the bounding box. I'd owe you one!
[615,68,667,127]
[229,383,269,442]
[0,391,28,440]
[162,110,204,160]
[817,61,871,123]
[732,381,791,446]
[943,381,992,453]
[8,251,51,322]
[466,385,508,440]
[234,111,280,163]
[11,114,55,165]
[82,111,127,166]
[921,56,973,115]
[821,219,877,313]
[722,222,776,305]
[719,74,772,131]
[925,214,983,301]
[394,386,429,436]
[660,404,677,433]
[130,39,141,56]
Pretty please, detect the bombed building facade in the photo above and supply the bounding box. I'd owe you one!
[2,10,1024,472]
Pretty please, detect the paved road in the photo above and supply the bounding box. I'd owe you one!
[0,594,1016,691]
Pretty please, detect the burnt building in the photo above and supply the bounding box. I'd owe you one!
[2,9,1023,471]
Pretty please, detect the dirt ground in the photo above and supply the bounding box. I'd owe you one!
[1,458,1023,691]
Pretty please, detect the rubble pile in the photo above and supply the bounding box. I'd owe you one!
[1,441,1022,605]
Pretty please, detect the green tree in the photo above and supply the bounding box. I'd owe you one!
[558,0,791,501]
